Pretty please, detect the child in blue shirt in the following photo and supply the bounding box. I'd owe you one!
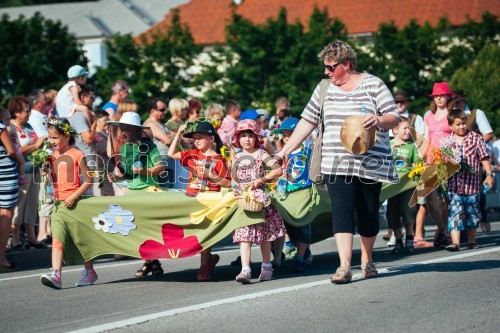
[274,117,313,273]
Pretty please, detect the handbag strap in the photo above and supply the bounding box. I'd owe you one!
[317,79,330,132]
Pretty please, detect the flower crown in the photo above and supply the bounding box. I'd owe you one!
[185,117,221,131]
[46,119,78,136]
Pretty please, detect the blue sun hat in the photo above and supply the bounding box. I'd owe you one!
[67,65,89,79]
[273,117,299,134]
[240,109,262,121]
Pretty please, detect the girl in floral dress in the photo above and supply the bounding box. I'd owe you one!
[231,119,286,284]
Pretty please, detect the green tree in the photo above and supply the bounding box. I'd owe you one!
[443,13,500,80]
[0,12,86,97]
[92,9,202,116]
[450,44,500,136]
[355,19,450,114]
[199,7,347,114]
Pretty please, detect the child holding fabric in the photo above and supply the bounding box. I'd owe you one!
[168,120,231,281]
[40,119,96,289]
[231,119,286,284]
[107,112,166,277]
[273,117,313,273]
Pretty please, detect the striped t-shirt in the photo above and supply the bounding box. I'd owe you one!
[301,73,400,183]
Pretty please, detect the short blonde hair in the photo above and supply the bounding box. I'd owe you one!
[318,40,357,70]
[205,103,225,119]
[116,100,138,121]
[169,98,189,117]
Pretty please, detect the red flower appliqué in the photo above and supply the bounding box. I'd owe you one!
[138,223,202,260]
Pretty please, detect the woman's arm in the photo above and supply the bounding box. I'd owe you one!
[362,114,400,131]
[1,128,16,157]
[135,161,165,176]
[276,118,317,159]
[19,135,47,156]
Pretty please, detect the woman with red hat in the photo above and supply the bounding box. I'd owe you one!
[422,82,453,248]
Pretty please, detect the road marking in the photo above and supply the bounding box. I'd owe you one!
[67,246,500,333]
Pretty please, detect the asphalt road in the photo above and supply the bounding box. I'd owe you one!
[1,223,499,333]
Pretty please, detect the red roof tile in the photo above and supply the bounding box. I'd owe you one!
[141,0,500,45]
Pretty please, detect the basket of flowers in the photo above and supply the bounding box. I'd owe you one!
[234,186,271,212]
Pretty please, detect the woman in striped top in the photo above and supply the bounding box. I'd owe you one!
[0,120,18,272]
[276,40,400,284]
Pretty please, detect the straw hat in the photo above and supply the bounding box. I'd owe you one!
[340,116,376,154]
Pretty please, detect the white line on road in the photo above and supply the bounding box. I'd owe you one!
[67,246,500,333]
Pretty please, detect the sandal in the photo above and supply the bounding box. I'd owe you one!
[330,266,352,284]
[445,244,460,252]
[468,243,480,249]
[413,237,434,248]
[361,262,378,278]
[197,254,220,282]
[135,261,153,278]
[151,259,164,276]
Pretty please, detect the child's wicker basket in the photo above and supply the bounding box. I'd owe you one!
[236,197,264,212]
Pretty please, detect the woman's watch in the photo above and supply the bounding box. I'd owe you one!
[486,172,495,177]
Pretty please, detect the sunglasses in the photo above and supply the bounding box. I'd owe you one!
[157,108,167,112]
[323,62,342,72]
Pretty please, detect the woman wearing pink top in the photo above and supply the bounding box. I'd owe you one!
[422,82,453,248]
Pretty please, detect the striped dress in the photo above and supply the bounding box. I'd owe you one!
[301,73,400,183]
[0,121,19,208]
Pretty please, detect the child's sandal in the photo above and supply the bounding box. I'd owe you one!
[135,261,153,278]
[330,266,352,284]
[445,244,460,252]
[361,262,378,278]
[151,259,164,276]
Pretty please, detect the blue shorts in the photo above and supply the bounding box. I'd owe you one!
[446,192,481,231]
